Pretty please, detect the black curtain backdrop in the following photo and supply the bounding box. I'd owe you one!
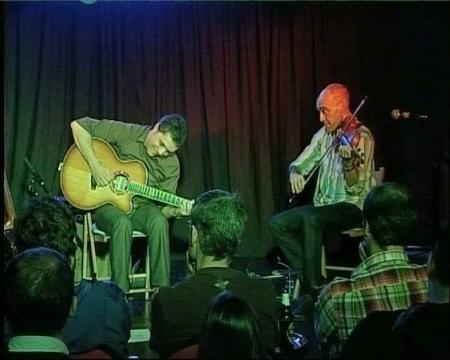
[4,1,449,256]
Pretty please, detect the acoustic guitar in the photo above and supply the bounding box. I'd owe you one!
[60,138,191,214]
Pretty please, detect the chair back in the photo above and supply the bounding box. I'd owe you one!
[374,167,385,185]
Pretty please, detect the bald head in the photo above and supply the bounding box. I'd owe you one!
[316,83,351,132]
[316,83,350,111]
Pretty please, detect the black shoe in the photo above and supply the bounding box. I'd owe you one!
[302,284,322,301]
[311,284,325,297]
[293,294,315,321]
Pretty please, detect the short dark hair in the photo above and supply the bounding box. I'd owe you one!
[5,247,74,336]
[363,182,416,247]
[191,190,247,260]
[158,113,188,147]
[14,196,77,259]
[198,291,265,359]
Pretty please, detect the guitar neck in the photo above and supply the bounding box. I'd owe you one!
[127,181,187,208]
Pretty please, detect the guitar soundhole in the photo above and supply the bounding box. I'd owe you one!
[111,173,128,195]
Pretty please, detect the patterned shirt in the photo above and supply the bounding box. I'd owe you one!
[289,125,376,209]
[314,249,429,358]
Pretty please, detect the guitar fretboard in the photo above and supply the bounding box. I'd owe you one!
[127,181,185,208]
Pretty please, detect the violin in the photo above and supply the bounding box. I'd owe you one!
[335,114,364,165]
[339,115,361,147]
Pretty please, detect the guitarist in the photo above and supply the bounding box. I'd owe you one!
[70,114,191,292]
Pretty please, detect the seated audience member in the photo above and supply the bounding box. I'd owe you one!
[392,229,449,360]
[339,310,403,360]
[13,196,131,358]
[198,291,267,359]
[5,247,74,359]
[314,182,429,358]
[149,190,279,357]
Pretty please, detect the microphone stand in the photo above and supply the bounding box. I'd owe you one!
[24,157,53,197]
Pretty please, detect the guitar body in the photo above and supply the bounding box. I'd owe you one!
[60,138,147,214]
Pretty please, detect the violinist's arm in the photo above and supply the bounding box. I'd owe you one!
[339,145,359,186]
[288,128,324,191]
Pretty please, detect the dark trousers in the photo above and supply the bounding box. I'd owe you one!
[269,202,362,287]
[94,203,170,292]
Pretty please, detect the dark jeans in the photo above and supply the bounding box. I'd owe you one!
[269,202,362,287]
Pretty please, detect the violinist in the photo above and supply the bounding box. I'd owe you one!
[269,83,376,303]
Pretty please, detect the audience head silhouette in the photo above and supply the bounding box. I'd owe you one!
[190,189,247,261]
[198,291,266,359]
[363,182,416,249]
[5,247,74,337]
[428,229,449,286]
[14,195,77,265]
[390,229,449,360]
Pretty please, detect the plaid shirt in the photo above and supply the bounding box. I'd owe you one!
[314,249,428,357]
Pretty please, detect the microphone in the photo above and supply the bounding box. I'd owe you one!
[390,109,429,120]
[24,157,52,196]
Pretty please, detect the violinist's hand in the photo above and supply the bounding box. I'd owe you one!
[290,171,305,194]
[338,144,353,160]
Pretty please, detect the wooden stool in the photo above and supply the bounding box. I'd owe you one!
[81,212,152,300]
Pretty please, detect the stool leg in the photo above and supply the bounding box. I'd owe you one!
[82,215,88,279]
[293,279,301,300]
[126,234,152,299]
[86,212,98,280]
[145,240,151,301]
[321,246,327,279]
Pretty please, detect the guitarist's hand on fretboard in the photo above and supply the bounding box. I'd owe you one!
[162,200,194,219]
[183,199,195,215]
[172,200,194,218]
